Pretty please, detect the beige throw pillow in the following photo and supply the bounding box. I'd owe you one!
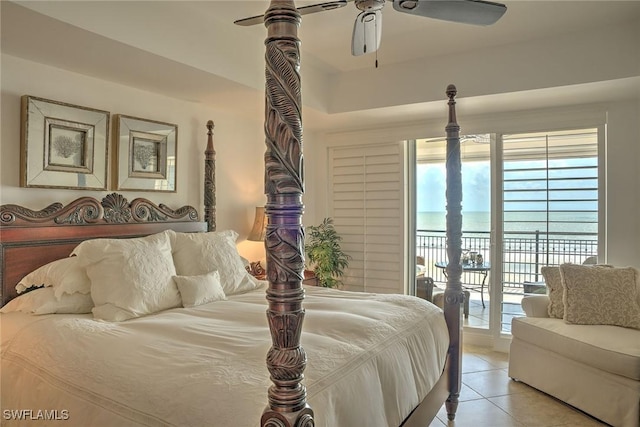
[170,230,259,296]
[542,266,564,319]
[559,264,640,329]
[174,270,226,308]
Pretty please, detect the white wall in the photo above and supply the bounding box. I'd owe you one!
[328,20,640,113]
[0,54,268,261]
[603,99,640,267]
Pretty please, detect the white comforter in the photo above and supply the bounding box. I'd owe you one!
[1,285,449,427]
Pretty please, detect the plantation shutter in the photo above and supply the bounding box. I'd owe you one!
[328,142,406,294]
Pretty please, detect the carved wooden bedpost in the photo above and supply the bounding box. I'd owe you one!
[444,84,463,420]
[261,2,313,427]
[204,120,216,232]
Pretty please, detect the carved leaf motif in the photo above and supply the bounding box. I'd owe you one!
[268,312,305,348]
[261,3,312,426]
[132,203,166,222]
[168,205,199,221]
[266,227,305,282]
[0,202,63,225]
[102,193,132,224]
[204,162,215,206]
[265,42,302,141]
[54,198,102,225]
[265,40,304,195]
[266,347,306,381]
[0,193,201,227]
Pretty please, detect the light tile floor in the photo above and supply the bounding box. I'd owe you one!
[429,344,610,427]
[463,297,524,332]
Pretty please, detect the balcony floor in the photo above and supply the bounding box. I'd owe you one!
[455,289,526,332]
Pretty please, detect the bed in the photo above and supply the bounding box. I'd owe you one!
[0,2,466,426]
[0,193,453,427]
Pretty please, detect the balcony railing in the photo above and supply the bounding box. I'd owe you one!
[417,229,598,294]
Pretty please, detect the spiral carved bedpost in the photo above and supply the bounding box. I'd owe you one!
[204,120,216,232]
[444,84,463,420]
[260,2,313,427]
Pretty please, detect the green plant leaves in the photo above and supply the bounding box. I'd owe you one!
[304,218,350,288]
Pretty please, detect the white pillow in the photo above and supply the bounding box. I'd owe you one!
[0,287,93,315]
[72,231,181,321]
[16,256,91,299]
[169,230,259,296]
[174,270,227,308]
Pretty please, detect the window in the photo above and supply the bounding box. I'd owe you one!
[415,128,601,334]
[500,128,599,331]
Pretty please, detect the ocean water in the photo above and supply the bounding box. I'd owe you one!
[418,211,598,239]
[418,211,489,233]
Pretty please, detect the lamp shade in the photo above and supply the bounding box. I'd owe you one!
[247,206,267,241]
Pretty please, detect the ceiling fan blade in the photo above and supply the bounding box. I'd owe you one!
[392,0,507,26]
[234,0,349,26]
[352,10,382,56]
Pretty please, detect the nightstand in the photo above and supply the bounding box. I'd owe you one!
[246,261,266,281]
[302,270,318,286]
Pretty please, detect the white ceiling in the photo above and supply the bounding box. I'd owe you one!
[212,0,640,73]
[2,1,640,131]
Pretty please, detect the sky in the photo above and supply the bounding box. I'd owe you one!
[417,161,491,213]
[417,157,598,213]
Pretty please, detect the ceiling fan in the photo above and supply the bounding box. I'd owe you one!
[234,0,507,57]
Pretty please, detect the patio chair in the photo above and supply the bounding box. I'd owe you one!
[416,276,470,318]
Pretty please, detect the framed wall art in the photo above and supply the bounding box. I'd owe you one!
[20,95,110,190]
[114,115,177,192]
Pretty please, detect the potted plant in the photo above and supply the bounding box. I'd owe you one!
[305,218,350,288]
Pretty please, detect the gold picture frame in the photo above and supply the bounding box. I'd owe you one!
[20,96,110,190]
[114,115,177,192]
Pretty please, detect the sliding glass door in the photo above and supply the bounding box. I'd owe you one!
[415,127,602,336]
[416,135,492,329]
[498,128,600,333]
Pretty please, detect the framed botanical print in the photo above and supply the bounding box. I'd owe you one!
[20,96,109,190]
[114,115,177,192]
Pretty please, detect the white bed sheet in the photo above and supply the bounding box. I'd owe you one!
[1,285,449,427]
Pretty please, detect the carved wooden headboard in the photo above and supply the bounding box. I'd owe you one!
[0,193,207,306]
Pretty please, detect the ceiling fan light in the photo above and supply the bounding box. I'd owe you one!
[352,10,383,56]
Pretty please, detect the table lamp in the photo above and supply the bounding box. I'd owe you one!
[246,207,267,279]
